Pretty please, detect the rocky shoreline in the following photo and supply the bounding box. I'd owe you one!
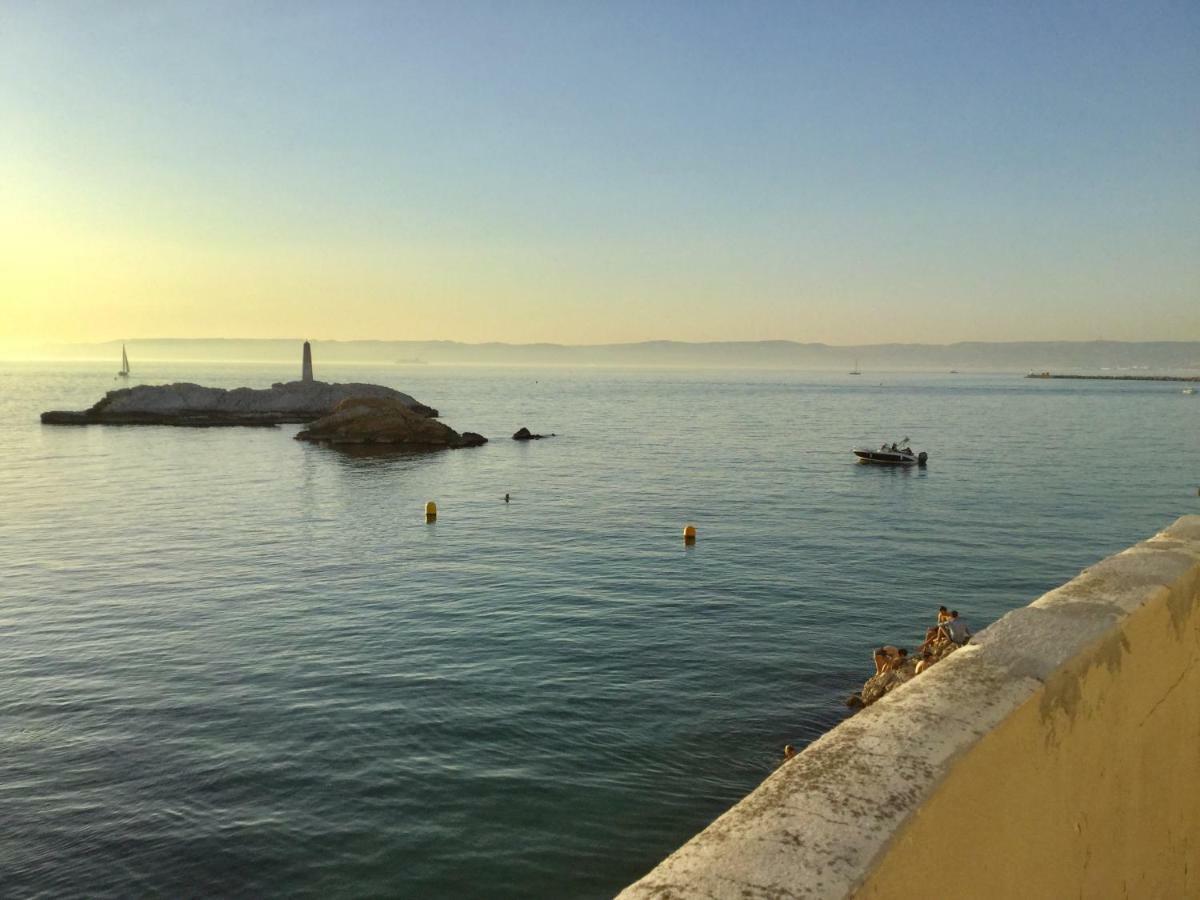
[844,610,972,710]
[848,637,961,708]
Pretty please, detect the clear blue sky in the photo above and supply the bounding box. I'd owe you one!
[2,1,1197,345]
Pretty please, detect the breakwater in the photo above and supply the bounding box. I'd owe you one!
[619,515,1200,899]
[1026,372,1200,382]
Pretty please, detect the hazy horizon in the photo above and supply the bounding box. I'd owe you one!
[6,335,1199,372]
[3,4,1198,348]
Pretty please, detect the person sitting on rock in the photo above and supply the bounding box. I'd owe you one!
[873,645,911,675]
[782,744,797,762]
[889,649,914,681]
[939,610,972,646]
[873,645,899,675]
[919,607,952,652]
[860,649,917,706]
[915,650,936,674]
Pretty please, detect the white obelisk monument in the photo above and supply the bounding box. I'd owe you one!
[302,341,314,383]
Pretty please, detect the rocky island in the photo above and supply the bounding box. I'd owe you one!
[40,342,440,427]
[40,379,438,426]
[296,397,486,449]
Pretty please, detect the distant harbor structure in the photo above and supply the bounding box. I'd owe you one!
[302,341,314,383]
[1027,372,1200,383]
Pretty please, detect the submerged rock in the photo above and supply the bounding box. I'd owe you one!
[512,426,555,440]
[296,397,486,449]
[40,380,438,426]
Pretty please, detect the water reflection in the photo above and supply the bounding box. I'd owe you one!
[851,462,928,476]
[302,440,453,471]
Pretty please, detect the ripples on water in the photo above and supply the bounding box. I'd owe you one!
[1,363,1197,898]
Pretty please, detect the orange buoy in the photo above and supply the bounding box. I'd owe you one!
[683,524,697,544]
[425,501,437,521]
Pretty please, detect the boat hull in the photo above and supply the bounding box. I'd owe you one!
[854,451,914,465]
[853,449,927,466]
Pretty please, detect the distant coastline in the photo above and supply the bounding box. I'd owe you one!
[11,338,1200,372]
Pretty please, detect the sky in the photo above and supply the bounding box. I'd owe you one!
[1,1,1198,348]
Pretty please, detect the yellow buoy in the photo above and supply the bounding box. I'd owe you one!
[425,501,437,521]
[683,524,697,544]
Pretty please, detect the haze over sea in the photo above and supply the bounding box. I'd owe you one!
[2,361,1197,899]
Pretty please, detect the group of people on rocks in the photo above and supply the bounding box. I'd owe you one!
[779,606,975,765]
[847,606,972,710]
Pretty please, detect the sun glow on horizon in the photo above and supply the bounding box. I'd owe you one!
[3,4,1198,348]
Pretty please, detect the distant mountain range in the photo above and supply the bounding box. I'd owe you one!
[30,338,1200,372]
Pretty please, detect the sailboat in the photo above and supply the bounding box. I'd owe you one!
[117,344,130,378]
[849,358,861,375]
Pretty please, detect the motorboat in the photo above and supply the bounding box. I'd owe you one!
[853,438,927,467]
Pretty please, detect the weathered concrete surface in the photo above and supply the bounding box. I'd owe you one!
[619,516,1200,899]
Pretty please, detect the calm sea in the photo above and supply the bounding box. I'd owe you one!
[1,362,1197,898]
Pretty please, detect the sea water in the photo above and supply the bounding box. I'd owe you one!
[1,363,1197,898]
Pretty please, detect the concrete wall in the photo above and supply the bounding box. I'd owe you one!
[619,515,1200,899]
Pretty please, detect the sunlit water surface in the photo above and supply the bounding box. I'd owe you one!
[1,363,1197,898]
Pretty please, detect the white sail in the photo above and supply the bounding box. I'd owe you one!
[120,344,130,375]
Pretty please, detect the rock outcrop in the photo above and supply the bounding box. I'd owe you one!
[847,639,961,709]
[40,380,438,426]
[295,397,486,449]
[513,426,555,440]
